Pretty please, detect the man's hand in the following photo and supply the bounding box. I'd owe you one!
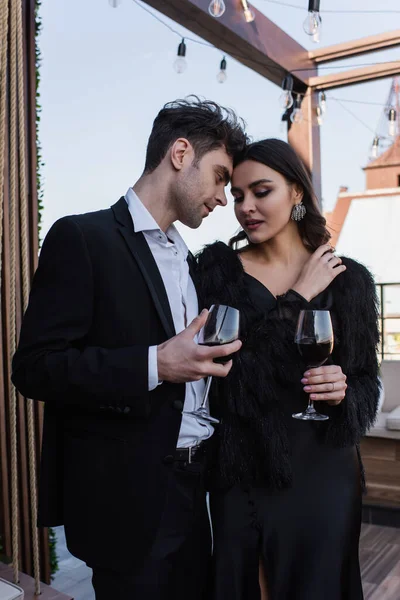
[301,365,347,406]
[157,309,242,384]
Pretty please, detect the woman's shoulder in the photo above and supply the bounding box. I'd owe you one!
[196,241,242,276]
[338,256,376,288]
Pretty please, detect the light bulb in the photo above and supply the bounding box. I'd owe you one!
[388,108,397,137]
[303,10,322,43]
[371,137,379,158]
[241,0,255,23]
[208,0,226,17]
[279,74,294,110]
[316,106,323,126]
[174,39,187,74]
[279,91,294,110]
[319,91,326,113]
[290,95,303,124]
[217,57,227,83]
[109,0,121,6]
[174,57,187,74]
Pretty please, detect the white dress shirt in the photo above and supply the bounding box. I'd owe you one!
[125,188,214,448]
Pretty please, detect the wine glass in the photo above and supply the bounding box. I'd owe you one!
[184,304,240,424]
[292,309,334,421]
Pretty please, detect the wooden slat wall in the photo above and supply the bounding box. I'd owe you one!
[361,437,400,507]
[0,0,51,584]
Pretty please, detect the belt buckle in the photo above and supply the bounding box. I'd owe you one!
[188,446,192,464]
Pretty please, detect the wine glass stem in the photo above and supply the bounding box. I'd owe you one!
[200,376,213,410]
[307,396,316,413]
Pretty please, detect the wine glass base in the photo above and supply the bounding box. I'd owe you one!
[292,411,329,421]
[183,409,220,425]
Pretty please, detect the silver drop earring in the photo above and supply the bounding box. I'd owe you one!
[291,202,306,221]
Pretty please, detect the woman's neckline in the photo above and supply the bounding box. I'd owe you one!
[243,271,277,301]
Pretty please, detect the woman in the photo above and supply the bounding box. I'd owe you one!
[197,139,380,600]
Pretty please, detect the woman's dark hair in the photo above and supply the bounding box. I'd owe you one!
[229,138,330,251]
[144,96,249,174]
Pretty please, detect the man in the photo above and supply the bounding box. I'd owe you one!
[12,97,248,599]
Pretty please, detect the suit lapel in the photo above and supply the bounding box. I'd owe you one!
[112,198,176,339]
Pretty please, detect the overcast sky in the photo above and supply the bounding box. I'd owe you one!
[38,0,399,251]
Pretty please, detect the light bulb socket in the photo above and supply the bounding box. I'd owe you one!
[320,91,326,102]
[220,57,227,71]
[177,39,186,57]
[282,74,293,92]
[308,0,320,11]
[389,108,397,122]
[373,136,379,147]
[294,93,302,108]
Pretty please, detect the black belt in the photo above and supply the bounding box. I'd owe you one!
[174,441,207,463]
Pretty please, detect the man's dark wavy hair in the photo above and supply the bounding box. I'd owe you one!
[143,96,249,174]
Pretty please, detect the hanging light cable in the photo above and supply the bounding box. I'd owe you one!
[303,0,322,43]
[279,74,294,110]
[173,39,187,74]
[388,107,397,137]
[208,0,226,17]
[109,0,122,6]
[217,57,227,83]
[241,0,255,23]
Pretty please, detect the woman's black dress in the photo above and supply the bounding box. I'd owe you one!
[210,274,363,600]
[196,243,380,600]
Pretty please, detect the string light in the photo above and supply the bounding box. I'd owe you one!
[173,39,187,74]
[388,108,397,137]
[208,0,226,18]
[303,0,322,44]
[217,57,227,83]
[279,74,294,110]
[371,136,380,158]
[319,90,326,113]
[109,0,122,6]
[290,94,303,124]
[316,105,323,126]
[241,0,255,23]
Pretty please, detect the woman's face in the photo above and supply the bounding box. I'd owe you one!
[231,160,302,244]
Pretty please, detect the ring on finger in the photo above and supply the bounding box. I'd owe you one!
[330,382,335,392]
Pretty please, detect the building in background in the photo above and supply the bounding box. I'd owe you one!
[326,133,400,359]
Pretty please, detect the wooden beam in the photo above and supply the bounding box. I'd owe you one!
[144,0,316,89]
[309,30,400,64]
[287,89,322,204]
[309,61,400,90]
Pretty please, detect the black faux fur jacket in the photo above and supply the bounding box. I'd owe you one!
[197,242,381,490]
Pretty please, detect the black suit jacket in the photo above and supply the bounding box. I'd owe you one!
[12,197,196,572]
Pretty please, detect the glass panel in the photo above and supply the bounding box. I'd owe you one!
[383,318,400,360]
[383,285,400,318]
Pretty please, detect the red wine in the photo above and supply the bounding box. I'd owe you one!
[296,338,333,368]
[199,341,234,364]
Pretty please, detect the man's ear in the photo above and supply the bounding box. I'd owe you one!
[170,138,194,171]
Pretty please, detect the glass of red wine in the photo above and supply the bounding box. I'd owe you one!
[292,309,334,421]
[184,304,240,424]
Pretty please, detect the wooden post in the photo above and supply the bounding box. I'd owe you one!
[288,88,322,205]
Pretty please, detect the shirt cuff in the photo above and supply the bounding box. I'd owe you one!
[148,346,162,391]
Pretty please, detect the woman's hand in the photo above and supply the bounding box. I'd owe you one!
[292,245,346,302]
[301,365,347,406]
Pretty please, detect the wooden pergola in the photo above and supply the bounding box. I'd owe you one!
[0,0,399,597]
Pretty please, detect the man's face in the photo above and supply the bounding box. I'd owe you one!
[173,146,233,229]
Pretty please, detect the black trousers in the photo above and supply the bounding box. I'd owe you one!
[90,459,211,600]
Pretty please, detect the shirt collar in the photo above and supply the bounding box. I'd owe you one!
[124,188,189,256]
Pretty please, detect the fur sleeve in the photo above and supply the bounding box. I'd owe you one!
[324,258,381,445]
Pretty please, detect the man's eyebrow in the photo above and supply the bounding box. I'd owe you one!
[215,165,231,184]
